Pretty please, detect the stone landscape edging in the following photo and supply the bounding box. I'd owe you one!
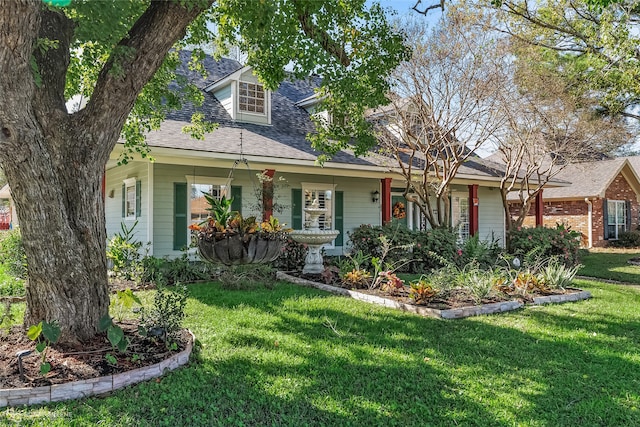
[276,271,591,320]
[0,330,195,408]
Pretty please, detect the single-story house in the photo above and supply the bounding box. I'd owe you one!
[508,157,640,248]
[104,52,518,257]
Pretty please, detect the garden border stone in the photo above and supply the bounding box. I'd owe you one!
[276,272,591,319]
[0,330,194,408]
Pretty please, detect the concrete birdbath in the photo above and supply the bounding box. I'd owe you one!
[289,199,340,274]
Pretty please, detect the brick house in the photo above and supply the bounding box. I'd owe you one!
[508,157,640,248]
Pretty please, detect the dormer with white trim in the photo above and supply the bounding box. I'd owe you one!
[204,66,272,126]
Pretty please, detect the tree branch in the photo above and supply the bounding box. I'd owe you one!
[80,0,212,162]
[294,2,351,67]
[412,0,445,15]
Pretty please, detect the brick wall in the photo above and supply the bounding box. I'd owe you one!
[509,172,639,248]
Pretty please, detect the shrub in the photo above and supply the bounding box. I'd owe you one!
[408,277,437,304]
[348,224,458,273]
[508,224,581,266]
[0,229,27,279]
[539,257,581,290]
[607,230,640,248]
[107,221,143,281]
[140,284,188,348]
[271,237,307,272]
[455,234,502,270]
[163,253,215,285]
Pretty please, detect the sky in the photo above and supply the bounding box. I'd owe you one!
[374,0,443,19]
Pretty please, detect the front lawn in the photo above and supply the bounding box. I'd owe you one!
[2,279,640,426]
[579,249,640,284]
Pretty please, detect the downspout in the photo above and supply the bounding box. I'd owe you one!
[585,198,592,249]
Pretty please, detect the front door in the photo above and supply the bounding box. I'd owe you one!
[391,195,408,228]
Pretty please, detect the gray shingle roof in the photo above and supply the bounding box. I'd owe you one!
[146,51,376,166]
[141,51,513,179]
[512,157,640,200]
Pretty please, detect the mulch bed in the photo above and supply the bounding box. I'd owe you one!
[0,322,190,389]
[293,272,577,309]
[0,279,190,390]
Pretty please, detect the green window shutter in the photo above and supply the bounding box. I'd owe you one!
[626,200,632,230]
[292,188,302,230]
[121,184,126,218]
[231,185,242,214]
[173,183,188,250]
[334,191,344,246]
[603,199,609,240]
[135,180,142,218]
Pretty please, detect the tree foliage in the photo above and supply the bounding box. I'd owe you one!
[486,0,640,123]
[0,0,407,343]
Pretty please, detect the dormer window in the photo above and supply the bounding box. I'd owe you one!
[239,82,265,114]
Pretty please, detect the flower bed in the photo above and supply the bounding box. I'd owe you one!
[276,272,591,320]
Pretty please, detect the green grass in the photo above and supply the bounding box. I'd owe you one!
[0,263,24,297]
[579,250,640,284]
[2,279,640,426]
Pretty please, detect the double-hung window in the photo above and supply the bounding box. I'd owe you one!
[607,200,627,240]
[187,176,229,227]
[122,177,139,221]
[455,196,470,242]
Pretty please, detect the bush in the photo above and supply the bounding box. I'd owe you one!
[348,224,458,273]
[163,253,215,285]
[454,234,502,270]
[508,224,581,267]
[271,237,307,272]
[140,284,188,348]
[0,229,27,279]
[107,221,143,281]
[607,230,640,248]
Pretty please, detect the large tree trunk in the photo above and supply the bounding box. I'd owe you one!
[3,137,110,343]
[0,0,209,344]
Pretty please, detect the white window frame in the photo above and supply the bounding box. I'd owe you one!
[302,182,337,248]
[607,199,627,240]
[455,196,470,242]
[185,176,230,226]
[238,81,266,115]
[123,177,137,221]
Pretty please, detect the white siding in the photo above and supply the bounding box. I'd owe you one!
[152,163,259,258]
[148,166,382,258]
[213,84,233,118]
[478,187,505,247]
[105,162,149,247]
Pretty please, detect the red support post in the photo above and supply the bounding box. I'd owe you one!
[535,189,544,227]
[381,178,392,225]
[262,169,275,222]
[468,184,479,236]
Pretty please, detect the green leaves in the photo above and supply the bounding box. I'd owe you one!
[27,322,43,341]
[42,320,61,344]
[212,0,409,159]
[26,320,61,377]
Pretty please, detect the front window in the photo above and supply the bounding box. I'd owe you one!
[123,178,137,220]
[302,184,335,233]
[186,176,229,226]
[607,200,627,239]
[451,195,469,241]
[238,81,265,114]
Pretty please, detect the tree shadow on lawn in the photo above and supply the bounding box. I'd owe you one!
[179,281,640,426]
[8,282,637,426]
